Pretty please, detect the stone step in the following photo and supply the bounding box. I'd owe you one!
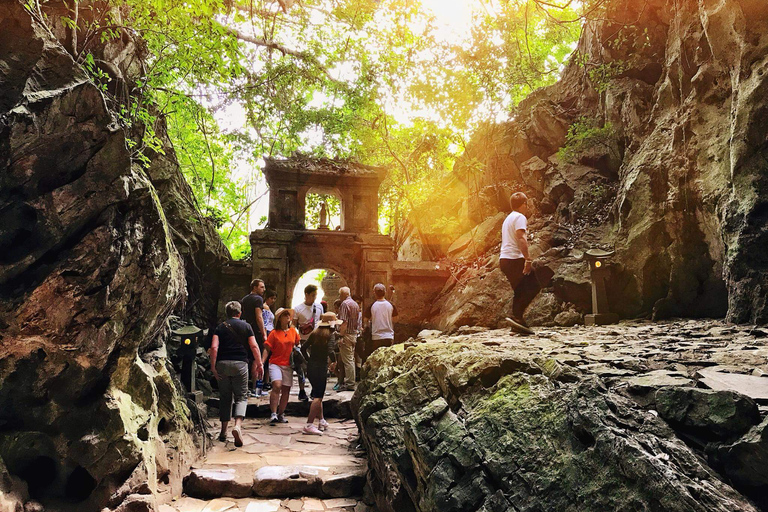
[206,392,355,420]
[161,496,374,512]
[184,465,366,500]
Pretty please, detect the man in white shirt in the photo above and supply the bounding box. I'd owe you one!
[364,283,398,358]
[500,192,539,334]
[293,284,322,401]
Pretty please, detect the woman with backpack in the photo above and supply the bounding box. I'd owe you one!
[210,301,264,447]
[301,312,341,435]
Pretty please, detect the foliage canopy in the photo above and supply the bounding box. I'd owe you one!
[34,0,601,257]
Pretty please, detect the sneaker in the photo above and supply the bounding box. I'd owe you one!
[318,419,329,431]
[217,432,227,442]
[298,390,309,402]
[333,382,341,391]
[270,413,279,424]
[505,317,535,335]
[232,427,243,447]
[277,414,289,424]
[302,424,322,436]
[263,382,272,391]
[249,390,259,398]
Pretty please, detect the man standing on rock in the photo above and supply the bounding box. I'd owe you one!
[500,192,539,335]
[337,286,360,391]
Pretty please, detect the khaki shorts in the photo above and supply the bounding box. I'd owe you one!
[269,364,293,386]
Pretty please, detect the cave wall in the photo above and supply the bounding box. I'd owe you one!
[0,2,229,510]
[433,0,768,328]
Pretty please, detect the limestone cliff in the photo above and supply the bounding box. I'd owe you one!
[0,1,228,510]
[432,0,768,329]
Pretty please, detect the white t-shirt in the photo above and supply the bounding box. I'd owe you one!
[500,211,527,260]
[294,302,322,341]
[367,300,398,341]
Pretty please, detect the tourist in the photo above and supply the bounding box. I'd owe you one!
[364,283,398,359]
[294,284,322,401]
[210,301,263,447]
[263,308,300,423]
[337,286,360,391]
[499,192,539,335]
[241,279,268,396]
[261,290,277,393]
[263,290,277,335]
[302,312,341,435]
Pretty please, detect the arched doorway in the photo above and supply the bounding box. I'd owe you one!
[289,268,348,309]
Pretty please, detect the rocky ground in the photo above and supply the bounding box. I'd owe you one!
[353,319,768,512]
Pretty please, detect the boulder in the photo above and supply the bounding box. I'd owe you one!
[711,417,768,509]
[446,213,505,261]
[183,468,252,499]
[655,387,760,440]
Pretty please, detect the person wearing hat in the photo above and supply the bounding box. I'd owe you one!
[263,307,301,423]
[301,312,341,435]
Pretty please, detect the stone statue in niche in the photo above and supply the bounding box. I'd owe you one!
[318,201,330,230]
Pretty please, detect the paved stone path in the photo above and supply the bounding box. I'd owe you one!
[162,376,373,512]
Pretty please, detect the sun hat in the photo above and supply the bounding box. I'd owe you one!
[317,312,342,327]
[274,308,294,327]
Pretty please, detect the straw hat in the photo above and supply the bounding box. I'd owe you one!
[274,308,294,326]
[317,312,342,327]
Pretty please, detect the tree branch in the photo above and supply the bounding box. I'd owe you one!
[223,24,344,87]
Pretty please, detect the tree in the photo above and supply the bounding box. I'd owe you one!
[40,0,594,256]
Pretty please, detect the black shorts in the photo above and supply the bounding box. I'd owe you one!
[307,362,327,399]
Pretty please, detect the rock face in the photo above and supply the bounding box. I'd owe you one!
[352,338,761,512]
[0,2,227,510]
[432,0,768,328]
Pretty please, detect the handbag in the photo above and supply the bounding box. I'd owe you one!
[299,304,317,336]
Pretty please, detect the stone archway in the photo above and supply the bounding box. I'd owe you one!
[250,156,394,310]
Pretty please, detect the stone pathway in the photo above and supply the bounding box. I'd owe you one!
[418,318,768,410]
[161,376,373,512]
